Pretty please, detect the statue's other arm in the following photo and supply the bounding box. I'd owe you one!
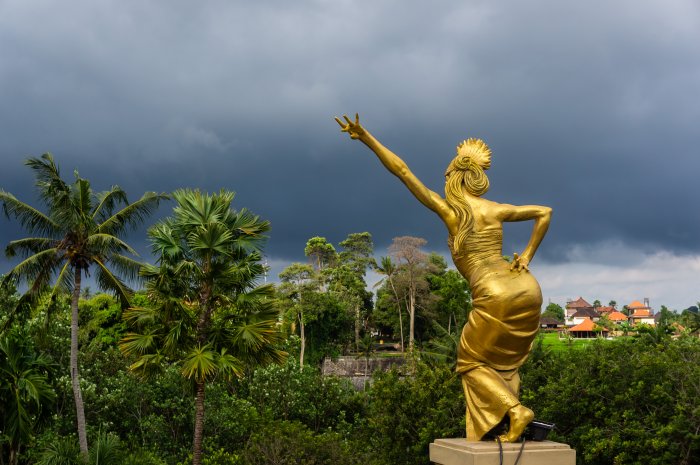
[336,114,457,233]
[495,204,552,271]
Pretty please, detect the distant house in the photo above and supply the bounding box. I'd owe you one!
[540,317,565,330]
[569,317,608,338]
[607,311,628,324]
[566,297,594,320]
[627,299,655,326]
[597,306,616,315]
[569,307,600,326]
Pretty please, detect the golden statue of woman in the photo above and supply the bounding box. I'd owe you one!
[336,114,552,443]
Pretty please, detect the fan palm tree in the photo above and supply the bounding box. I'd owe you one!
[0,153,166,457]
[119,189,286,465]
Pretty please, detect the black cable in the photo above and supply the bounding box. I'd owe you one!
[496,436,503,465]
[496,437,527,465]
[513,439,527,465]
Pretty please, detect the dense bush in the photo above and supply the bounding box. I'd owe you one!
[243,421,364,465]
[242,358,364,433]
[520,335,700,465]
[361,362,465,465]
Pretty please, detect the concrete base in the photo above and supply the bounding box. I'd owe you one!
[430,438,575,465]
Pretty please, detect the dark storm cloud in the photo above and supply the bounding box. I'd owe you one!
[1,0,699,275]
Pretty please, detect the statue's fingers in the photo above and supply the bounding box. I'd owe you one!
[343,114,353,124]
[334,117,346,127]
[355,113,360,124]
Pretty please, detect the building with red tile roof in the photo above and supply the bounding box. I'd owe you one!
[569,317,608,338]
[627,298,655,326]
[565,297,594,322]
[607,311,628,323]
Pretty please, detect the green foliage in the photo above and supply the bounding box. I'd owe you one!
[79,294,126,349]
[121,449,168,465]
[202,386,260,452]
[363,362,465,465]
[243,358,363,433]
[521,336,700,465]
[426,268,471,334]
[304,237,337,271]
[542,302,565,321]
[0,327,56,464]
[120,189,284,465]
[243,421,364,465]
[36,436,81,465]
[88,431,122,465]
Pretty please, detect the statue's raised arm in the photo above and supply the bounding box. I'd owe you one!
[335,114,457,234]
[336,113,553,444]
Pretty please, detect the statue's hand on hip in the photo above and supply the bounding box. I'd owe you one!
[510,253,530,273]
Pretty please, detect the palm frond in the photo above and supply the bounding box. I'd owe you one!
[107,254,143,283]
[122,306,159,326]
[4,248,62,289]
[119,332,159,356]
[93,259,133,307]
[147,221,183,261]
[127,353,166,380]
[187,222,233,255]
[5,237,58,259]
[73,176,94,220]
[181,345,218,382]
[97,191,167,237]
[86,234,138,257]
[216,348,244,380]
[92,186,128,222]
[0,190,58,236]
[25,153,69,202]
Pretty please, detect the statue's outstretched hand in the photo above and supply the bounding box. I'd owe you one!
[335,113,366,140]
[510,253,530,273]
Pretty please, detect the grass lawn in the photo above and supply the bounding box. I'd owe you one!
[538,331,597,352]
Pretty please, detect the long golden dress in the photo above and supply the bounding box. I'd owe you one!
[449,228,542,441]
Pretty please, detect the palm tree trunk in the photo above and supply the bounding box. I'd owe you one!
[193,380,206,465]
[71,267,89,458]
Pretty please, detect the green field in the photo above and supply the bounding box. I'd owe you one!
[538,331,598,352]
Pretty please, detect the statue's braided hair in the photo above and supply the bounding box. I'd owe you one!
[444,138,491,254]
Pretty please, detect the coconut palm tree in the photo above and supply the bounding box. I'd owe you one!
[0,153,166,457]
[119,189,285,465]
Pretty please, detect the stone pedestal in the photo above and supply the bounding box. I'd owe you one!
[430,438,575,465]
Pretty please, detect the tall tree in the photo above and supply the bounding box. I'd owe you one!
[337,232,375,350]
[304,237,337,274]
[119,189,285,465]
[542,302,565,321]
[388,236,430,351]
[278,263,315,368]
[0,153,164,457]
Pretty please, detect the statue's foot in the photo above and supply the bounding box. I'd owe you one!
[497,404,534,443]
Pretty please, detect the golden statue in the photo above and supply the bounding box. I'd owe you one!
[336,114,552,443]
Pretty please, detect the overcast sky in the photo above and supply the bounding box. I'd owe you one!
[1,0,698,310]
